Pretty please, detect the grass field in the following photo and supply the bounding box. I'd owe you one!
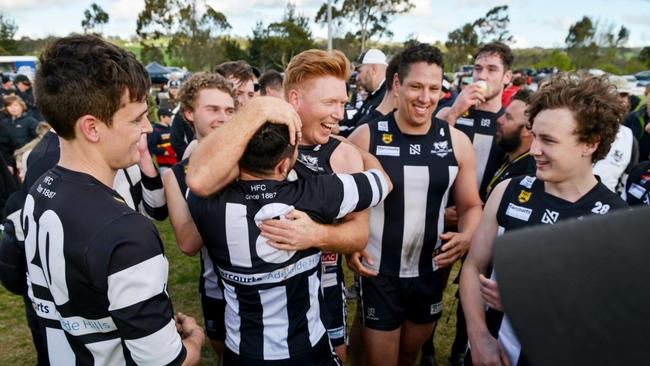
[0,220,461,365]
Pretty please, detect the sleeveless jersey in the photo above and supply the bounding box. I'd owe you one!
[365,112,458,277]
[188,171,387,360]
[24,166,185,365]
[454,107,505,200]
[487,175,627,365]
[170,159,223,301]
[623,161,650,206]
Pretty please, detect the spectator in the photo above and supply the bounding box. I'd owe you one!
[1,75,13,97]
[159,79,181,110]
[2,95,39,148]
[148,108,177,174]
[623,85,650,161]
[13,75,42,121]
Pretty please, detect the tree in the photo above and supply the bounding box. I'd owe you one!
[639,46,650,68]
[445,23,478,72]
[315,0,414,53]
[0,13,18,55]
[474,5,513,44]
[82,3,109,35]
[136,0,230,70]
[248,4,315,70]
[565,16,599,69]
[533,50,573,71]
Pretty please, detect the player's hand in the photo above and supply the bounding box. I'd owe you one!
[174,312,205,343]
[250,97,303,145]
[433,231,471,268]
[479,274,503,311]
[469,331,511,366]
[137,134,158,178]
[444,206,458,227]
[454,83,486,113]
[260,209,324,251]
[346,249,378,277]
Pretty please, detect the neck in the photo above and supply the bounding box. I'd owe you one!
[375,92,397,115]
[476,91,503,113]
[371,78,385,94]
[394,110,431,135]
[239,169,284,181]
[507,145,530,162]
[544,167,598,203]
[58,137,116,188]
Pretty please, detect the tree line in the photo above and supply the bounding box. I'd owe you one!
[0,1,649,74]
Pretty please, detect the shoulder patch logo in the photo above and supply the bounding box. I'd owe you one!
[378,121,389,132]
[520,176,536,189]
[462,110,470,117]
[518,190,531,203]
[431,141,453,157]
[382,133,393,144]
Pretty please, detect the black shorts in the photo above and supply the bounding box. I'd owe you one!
[223,335,341,366]
[360,269,450,331]
[321,252,346,347]
[201,293,226,341]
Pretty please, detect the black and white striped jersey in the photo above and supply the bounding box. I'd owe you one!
[487,175,627,365]
[188,170,388,360]
[23,166,185,365]
[364,113,458,277]
[170,158,223,301]
[454,107,505,200]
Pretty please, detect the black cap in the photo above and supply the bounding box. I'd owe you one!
[157,108,173,118]
[1,75,10,84]
[14,74,31,85]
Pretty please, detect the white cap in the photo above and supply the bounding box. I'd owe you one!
[357,49,388,66]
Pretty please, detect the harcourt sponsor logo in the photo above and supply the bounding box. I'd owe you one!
[541,209,559,224]
[409,144,421,155]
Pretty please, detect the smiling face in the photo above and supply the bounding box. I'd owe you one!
[184,88,236,140]
[394,61,443,131]
[289,75,348,146]
[97,92,151,170]
[529,108,596,183]
[473,53,512,102]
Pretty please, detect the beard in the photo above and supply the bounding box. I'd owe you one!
[497,125,523,153]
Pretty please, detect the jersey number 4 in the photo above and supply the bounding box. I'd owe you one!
[23,194,69,305]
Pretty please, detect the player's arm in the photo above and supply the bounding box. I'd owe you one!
[459,180,510,366]
[435,84,484,126]
[163,170,203,256]
[187,97,301,197]
[434,127,483,268]
[95,217,204,366]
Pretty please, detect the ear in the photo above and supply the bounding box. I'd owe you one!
[503,69,513,86]
[277,156,292,177]
[183,108,194,123]
[77,115,101,143]
[583,138,600,158]
[392,74,401,96]
[286,89,300,110]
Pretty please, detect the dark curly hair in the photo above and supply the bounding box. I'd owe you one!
[240,123,296,175]
[526,75,625,162]
[474,42,514,70]
[397,43,444,83]
[34,34,150,140]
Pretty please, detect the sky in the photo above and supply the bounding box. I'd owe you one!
[1,0,649,50]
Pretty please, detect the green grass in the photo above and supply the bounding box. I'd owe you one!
[0,220,461,365]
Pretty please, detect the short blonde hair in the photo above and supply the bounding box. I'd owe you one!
[283,49,351,97]
[3,95,27,113]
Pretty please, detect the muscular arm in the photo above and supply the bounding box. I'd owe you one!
[459,180,509,365]
[187,97,301,197]
[163,170,203,256]
[434,127,483,268]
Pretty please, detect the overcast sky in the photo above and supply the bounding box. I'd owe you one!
[1,0,648,50]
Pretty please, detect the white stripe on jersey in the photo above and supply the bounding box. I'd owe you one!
[7,208,24,241]
[107,254,168,311]
[46,327,75,366]
[365,201,385,273]
[365,168,389,206]
[218,253,321,286]
[225,203,253,267]
[260,286,291,360]
[400,165,430,277]
[223,281,242,354]
[306,270,327,346]
[201,247,223,299]
[336,174,360,219]
[124,319,183,366]
[86,338,125,365]
[473,133,494,188]
[433,166,459,272]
